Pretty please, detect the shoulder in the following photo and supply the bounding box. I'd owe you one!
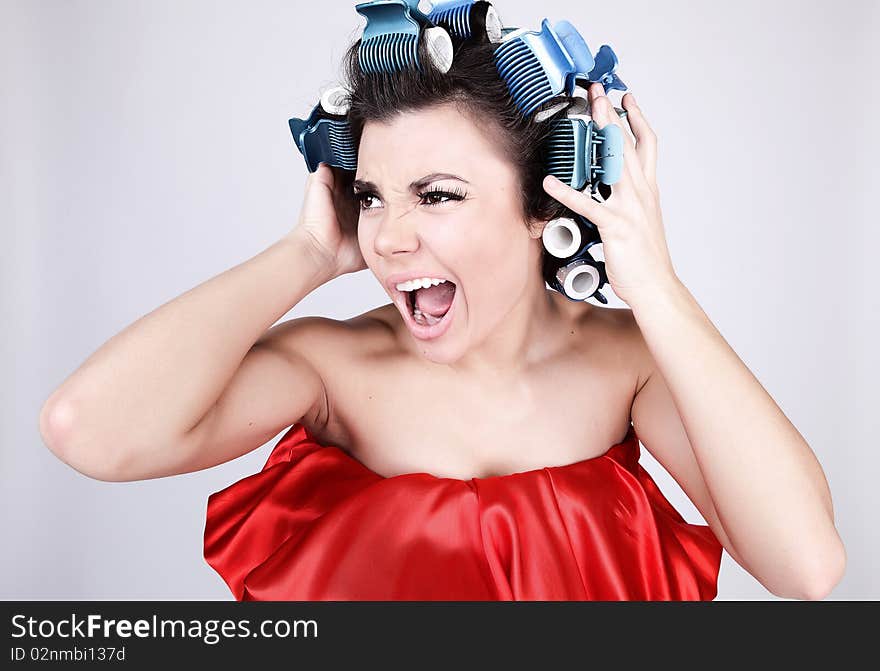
[254,314,348,356]
[575,303,654,395]
[258,305,397,367]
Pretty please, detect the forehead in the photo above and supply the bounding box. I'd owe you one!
[356,103,512,183]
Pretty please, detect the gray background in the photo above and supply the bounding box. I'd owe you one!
[2,0,877,599]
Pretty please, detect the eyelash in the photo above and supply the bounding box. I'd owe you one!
[354,186,467,212]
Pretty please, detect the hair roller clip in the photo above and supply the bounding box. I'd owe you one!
[288,85,357,173]
[583,44,627,94]
[493,18,595,117]
[425,0,504,43]
[542,244,609,304]
[355,0,454,75]
[545,114,624,192]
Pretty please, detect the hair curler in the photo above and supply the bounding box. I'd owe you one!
[546,114,624,192]
[542,246,609,303]
[424,0,504,43]
[288,85,357,172]
[542,216,600,260]
[492,18,596,117]
[355,0,454,74]
[492,18,626,120]
[542,214,607,307]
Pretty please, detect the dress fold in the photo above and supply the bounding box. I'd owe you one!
[204,422,723,600]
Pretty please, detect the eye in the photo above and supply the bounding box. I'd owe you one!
[353,185,467,213]
[419,186,467,207]
[354,192,381,211]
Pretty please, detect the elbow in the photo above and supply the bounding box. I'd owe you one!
[774,537,847,601]
[40,395,77,463]
[39,396,134,483]
[804,539,847,600]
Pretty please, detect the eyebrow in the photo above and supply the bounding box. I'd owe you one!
[351,172,470,194]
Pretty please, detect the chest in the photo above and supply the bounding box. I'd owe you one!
[310,347,637,480]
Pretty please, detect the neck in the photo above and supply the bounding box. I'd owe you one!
[446,271,564,379]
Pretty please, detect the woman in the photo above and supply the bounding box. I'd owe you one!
[38,8,845,601]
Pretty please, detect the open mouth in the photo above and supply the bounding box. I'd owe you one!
[397,280,457,338]
[406,287,452,326]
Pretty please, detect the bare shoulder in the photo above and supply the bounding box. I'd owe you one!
[258,306,395,370]
[576,302,654,395]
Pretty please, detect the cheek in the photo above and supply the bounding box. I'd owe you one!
[453,221,533,316]
[358,225,385,282]
[357,222,373,258]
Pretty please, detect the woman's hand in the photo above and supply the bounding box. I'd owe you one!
[289,162,367,278]
[542,83,680,307]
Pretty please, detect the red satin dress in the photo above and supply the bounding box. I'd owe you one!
[204,422,723,600]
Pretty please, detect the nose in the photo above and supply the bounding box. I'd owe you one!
[372,203,420,258]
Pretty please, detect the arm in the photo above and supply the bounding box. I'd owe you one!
[629,282,845,600]
[543,84,845,600]
[39,234,335,481]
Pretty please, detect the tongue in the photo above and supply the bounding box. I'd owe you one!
[414,282,455,317]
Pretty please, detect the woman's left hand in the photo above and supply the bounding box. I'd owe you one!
[542,83,680,307]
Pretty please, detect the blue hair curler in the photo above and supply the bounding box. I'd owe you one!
[426,0,504,43]
[288,86,357,173]
[493,18,595,117]
[355,0,454,74]
[545,114,624,192]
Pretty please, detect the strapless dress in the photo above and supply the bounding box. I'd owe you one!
[204,422,723,600]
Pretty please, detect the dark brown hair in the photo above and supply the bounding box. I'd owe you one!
[338,9,569,230]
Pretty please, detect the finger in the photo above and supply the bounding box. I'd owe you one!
[588,83,632,154]
[586,84,638,201]
[621,92,658,186]
[598,86,639,149]
[586,90,639,206]
[588,84,648,196]
[542,174,617,231]
[313,162,332,186]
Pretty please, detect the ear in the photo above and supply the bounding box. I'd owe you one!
[526,217,548,240]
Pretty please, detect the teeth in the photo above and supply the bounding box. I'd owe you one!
[413,307,442,326]
[395,277,447,292]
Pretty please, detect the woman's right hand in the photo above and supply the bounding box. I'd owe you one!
[289,162,367,279]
